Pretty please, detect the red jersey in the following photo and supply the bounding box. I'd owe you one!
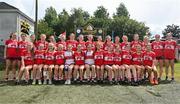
[35,40,48,50]
[86,41,96,51]
[54,51,65,65]
[141,42,149,52]
[143,51,155,66]
[18,41,28,56]
[151,41,164,57]
[120,42,129,51]
[77,41,86,51]
[34,50,45,64]
[164,40,177,59]
[122,50,132,65]
[85,50,94,65]
[114,52,122,65]
[57,41,66,51]
[132,52,143,65]
[103,42,114,51]
[22,50,34,66]
[104,51,114,65]
[74,51,85,65]
[131,41,142,52]
[94,50,104,65]
[66,40,78,51]
[44,51,55,65]
[5,39,18,58]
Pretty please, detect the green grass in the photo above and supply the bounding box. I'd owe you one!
[174,63,180,81]
[0,63,180,104]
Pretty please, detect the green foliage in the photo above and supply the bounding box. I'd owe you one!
[38,20,53,38]
[38,3,149,41]
[113,3,130,18]
[93,6,109,19]
[54,9,69,35]
[109,16,149,41]
[44,6,58,28]
[162,24,180,38]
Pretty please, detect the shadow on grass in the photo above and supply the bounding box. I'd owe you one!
[0,80,16,87]
[0,79,174,87]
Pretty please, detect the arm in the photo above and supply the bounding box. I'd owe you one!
[21,56,25,67]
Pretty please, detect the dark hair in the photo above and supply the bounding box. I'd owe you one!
[9,32,14,39]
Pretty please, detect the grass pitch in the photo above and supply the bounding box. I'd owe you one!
[0,63,180,104]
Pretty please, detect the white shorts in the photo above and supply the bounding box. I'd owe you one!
[85,59,94,65]
[65,59,74,65]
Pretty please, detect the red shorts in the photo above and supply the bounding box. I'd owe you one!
[34,59,44,65]
[164,57,175,60]
[114,62,122,65]
[156,56,164,60]
[45,60,54,65]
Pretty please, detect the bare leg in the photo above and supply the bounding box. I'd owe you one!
[100,65,104,80]
[54,65,59,80]
[25,65,32,81]
[85,64,90,80]
[170,60,175,80]
[12,60,17,79]
[165,59,170,79]
[17,66,25,81]
[4,59,11,80]
[79,65,84,80]
[68,65,74,80]
[96,66,100,80]
[32,64,37,80]
[59,65,64,80]
[73,65,79,80]
[91,65,96,79]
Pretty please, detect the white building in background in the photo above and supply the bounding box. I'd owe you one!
[0,2,34,45]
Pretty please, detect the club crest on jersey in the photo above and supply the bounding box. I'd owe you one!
[153,45,163,49]
[165,45,174,49]
[56,55,64,59]
[144,56,152,60]
[45,56,54,60]
[123,55,132,59]
[35,55,44,59]
[8,43,18,48]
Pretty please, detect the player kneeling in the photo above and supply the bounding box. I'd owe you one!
[104,45,114,84]
[85,44,96,83]
[32,44,45,85]
[17,42,34,84]
[94,43,104,83]
[54,44,64,81]
[74,44,85,82]
[43,43,55,85]
[143,44,158,85]
[64,44,74,85]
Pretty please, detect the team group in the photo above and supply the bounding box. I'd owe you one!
[4,32,177,85]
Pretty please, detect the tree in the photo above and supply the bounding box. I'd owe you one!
[38,4,149,41]
[113,3,130,18]
[38,19,53,37]
[67,8,89,36]
[109,16,149,41]
[94,6,109,19]
[54,9,69,35]
[44,6,58,28]
[162,24,180,38]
